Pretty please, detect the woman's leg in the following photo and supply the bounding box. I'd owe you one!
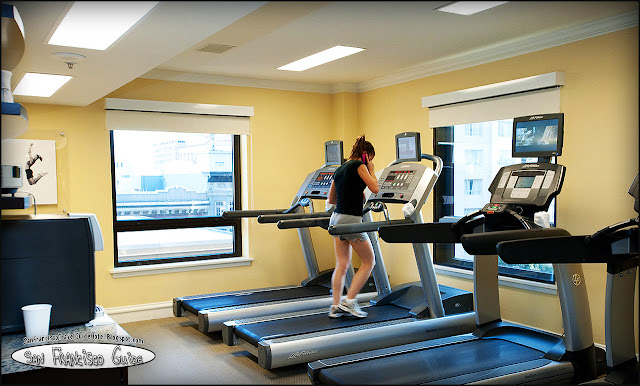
[345,238,376,299]
[331,237,352,305]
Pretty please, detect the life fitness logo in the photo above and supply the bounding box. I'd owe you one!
[572,274,582,286]
[12,337,154,369]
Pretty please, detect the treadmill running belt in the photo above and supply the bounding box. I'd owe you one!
[235,305,410,346]
[181,286,331,314]
[318,338,545,384]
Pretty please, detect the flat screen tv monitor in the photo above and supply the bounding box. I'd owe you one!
[324,140,343,165]
[512,113,564,158]
[395,132,421,162]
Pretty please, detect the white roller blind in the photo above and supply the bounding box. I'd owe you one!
[422,72,564,128]
[105,98,253,135]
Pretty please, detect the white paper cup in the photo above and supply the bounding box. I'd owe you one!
[21,304,52,338]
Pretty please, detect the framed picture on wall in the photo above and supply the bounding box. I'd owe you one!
[1,139,58,205]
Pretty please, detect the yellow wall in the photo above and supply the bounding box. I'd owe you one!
[331,91,360,142]
[359,27,639,348]
[3,27,637,350]
[6,80,341,308]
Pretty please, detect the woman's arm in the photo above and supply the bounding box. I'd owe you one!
[358,163,379,194]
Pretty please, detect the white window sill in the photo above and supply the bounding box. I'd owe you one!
[110,256,253,278]
[434,264,557,295]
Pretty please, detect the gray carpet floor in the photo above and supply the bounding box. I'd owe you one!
[120,317,311,384]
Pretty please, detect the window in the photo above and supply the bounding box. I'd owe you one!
[497,150,512,166]
[110,130,241,267]
[464,123,482,137]
[497,120,511,137]
[464,149,482,166]
[464,179,482,195]
[433,119,556,284]
[464,208,481,215]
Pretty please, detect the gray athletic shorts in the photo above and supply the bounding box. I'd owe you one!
[329,212,370,242]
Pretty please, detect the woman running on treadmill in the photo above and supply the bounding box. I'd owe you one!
[25,143,47,185]
[326,135,380,318]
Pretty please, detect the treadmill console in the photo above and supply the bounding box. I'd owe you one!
[370,163,435,205]
[488,162,565,211]
[301,166,337,199]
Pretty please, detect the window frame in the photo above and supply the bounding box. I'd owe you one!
[109,131,242,268]
[432,124,556,285]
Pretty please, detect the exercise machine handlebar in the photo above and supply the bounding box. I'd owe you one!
[222,209,289,219]
[258,211,332,224]
[460,227,570,256]
[277,217,331,230]
[328,218,413,235]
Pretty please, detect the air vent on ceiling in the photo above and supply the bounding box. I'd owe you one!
[197,43,236,54]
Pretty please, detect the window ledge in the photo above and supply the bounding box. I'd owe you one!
[434,264,557,295]
[110,256,253,278]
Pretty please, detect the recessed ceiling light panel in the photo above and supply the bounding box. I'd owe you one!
[436,1,508,16]
[278,45,365,72]
[48,1,159,50]
[13,73,73,97]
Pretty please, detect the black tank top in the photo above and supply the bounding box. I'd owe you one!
[334,160,367,216]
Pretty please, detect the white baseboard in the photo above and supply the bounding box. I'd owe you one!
[104,301,174,324]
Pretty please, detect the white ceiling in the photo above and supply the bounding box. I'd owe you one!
[6,1,639,107]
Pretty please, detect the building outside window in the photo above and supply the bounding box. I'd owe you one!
[464,178,482,195]
[464,123,482,137]
[498,120,511,137]
[464,149,482,167]
[433,119,555,283]
[110,130,241,267]
[464,208,481,215]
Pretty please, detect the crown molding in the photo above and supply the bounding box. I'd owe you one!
[140,10,638,94]
[141,69,334,94]
[331,82,360,93]
[358,10,638,92]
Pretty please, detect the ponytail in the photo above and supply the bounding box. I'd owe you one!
[349,134,375,160]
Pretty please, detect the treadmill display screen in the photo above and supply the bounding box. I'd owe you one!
[397,137,417,160]
[512,113,563,158]
[325,143,342,165]
[515,176,535,189]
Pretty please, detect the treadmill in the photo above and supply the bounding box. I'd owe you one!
[173,140,377,333]
[221,132,475,369]
[497,174,639,385]
[308,113,599,384]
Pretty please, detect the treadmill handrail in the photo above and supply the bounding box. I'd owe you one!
[460,228,571,256]
[278,217,331,230]
[328,218,413,235]
[498,226,639,265]
[585,217,639,246]
[378,218,485,244]
[222,209,289,219]
[258,211,332,223]
[421,153,443,176]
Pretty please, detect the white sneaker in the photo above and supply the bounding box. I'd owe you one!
[328,305,344,318]
[338,298,368,318]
